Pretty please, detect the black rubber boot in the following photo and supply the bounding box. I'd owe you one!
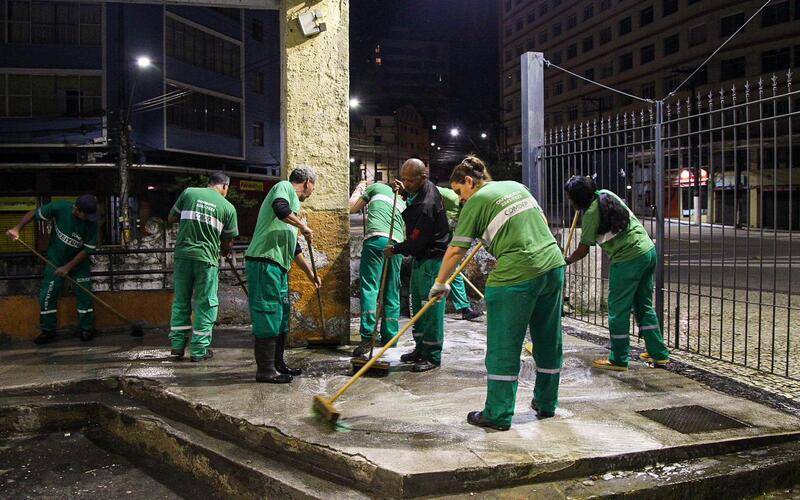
[467,411,510,431]
[34,330,56,345]
[351,338,374,358]
[530,399,555,419]
[275,333,302,376]
[80,329,95,342]
[460,307,482,321]
[190,349,214,363]
[412,359,439,373]
[170,347,185,360]
[256,338,292,383]
[400,348,422,363]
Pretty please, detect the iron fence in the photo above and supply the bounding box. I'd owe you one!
[541,71,799,380]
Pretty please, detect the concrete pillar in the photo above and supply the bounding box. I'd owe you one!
[282,1,350,344]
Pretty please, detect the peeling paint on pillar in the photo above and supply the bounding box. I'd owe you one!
[282,0,350,345]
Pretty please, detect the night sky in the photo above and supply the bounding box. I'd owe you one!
[350,0,500,164]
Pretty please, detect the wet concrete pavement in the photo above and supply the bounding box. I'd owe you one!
[1,318,799,496]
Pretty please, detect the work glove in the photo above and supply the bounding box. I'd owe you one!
[428,281,451,301]
[349,180,367,204]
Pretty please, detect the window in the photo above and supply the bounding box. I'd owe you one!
[662,0,678,16]
[554,80,563,95]
[551,50,562,64]
[505,25,512,37]
[641,82,656,99]
[619,16,631,36]
[619,52,633,71]
[720,13,744,37]
[515,44,523,57]
[640,6,653,26]
[6,1,100,45]
[539,31,548,43]
[663,33,680,55]
[540,3,548,16]
[505,0,512,12]
[620,90,633,105]
[584,5,594,20]
[374,118,382,127]
[600,0,610,9]
[252,122,264,146]
[568,75,577,90]
[552,111,562,125]
[505,50,512,62]
[599,27,612,44]
[166,84,242,137]
[641,44,655,63]
[0,73,101,118]
[663,75,680,94]
[254,71,264,94]
[251,19,263,41]
[527,11,536,23]
[761,1,789,27]
[720,57,747,80]
[689,24,707,46]
[762,48,791,73]
[567,13,577,29]
[567,43,577,59]
[516,18,524,31]
[166,17,241,78]
[505,98,513,113]
[527,36,534,50]
[568,106,578,121]
[552,22,562,36]
[584,68,595,81]
[582,36,594,52]
[552,0,561,6]
[600,61,613,78]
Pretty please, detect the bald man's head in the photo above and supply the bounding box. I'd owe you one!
[399,158,428,194]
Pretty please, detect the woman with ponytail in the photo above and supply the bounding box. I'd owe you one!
[430,156,566,430]
[563,176,670,371]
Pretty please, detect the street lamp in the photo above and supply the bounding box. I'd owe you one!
[136,56,152,69]
[430,142,435,147]
[431,124,437,130]
[349,157,355,163]
[480,132,488,139]
[450,127,460,138]
[349,97,360,109]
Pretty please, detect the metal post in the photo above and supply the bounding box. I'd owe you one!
[521,52,545,201]
[654,100,665,328]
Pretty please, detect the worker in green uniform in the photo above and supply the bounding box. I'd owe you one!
[436,186,481,321]
[168,172,239,362]
[6,195,99,345]
[349,180,406,357]
[430,156,565,430]
[246,166,321,384]
[564,176,670,370]
[385,158,451,372]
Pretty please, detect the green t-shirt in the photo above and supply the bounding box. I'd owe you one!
[36,201,98,265]
[451,181,565,287]
[170,187,239,266]
[580,189,654,263]
[361,183,406,243]
[436,186,461,228]
[245,181,301,272]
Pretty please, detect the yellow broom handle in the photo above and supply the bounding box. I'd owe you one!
[459,272,484,300]
[330,242,484,404]
[564,211,580,258]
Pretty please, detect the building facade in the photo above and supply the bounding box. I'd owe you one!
[500,0,800,228]
[0,2,281,250]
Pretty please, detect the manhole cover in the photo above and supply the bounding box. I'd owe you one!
[637,405,750,434]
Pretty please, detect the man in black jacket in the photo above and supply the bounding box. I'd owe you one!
[384,158,451,372]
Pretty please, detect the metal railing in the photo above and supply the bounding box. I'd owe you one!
[541,72,799,380]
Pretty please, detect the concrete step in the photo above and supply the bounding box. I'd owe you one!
[437,439,800,499]
[0,393,368,500]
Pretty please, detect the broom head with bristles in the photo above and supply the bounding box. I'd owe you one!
[312,395,340,423]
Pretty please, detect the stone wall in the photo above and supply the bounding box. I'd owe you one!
[282,0,350,345]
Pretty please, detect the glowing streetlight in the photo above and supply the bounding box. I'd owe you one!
[430,142,436,147]
[449,127,460,137]
[136,56,152,69]
[480,132,488,139]
[349,97,360,109]
[431,124,437,130]
[437,146,441,150]
[349,157,355,163]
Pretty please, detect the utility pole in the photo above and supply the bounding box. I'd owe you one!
[118,111,132,246]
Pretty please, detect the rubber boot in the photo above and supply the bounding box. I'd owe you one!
[275,333,302,376]
[255,338,292,383]
[351,338,374,358]
[34,330,56,345]
[400,347,422,363]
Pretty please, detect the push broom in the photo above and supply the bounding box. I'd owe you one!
[350,190,399,376]
[305,235,339,347]
[15,238,145,337]
[313,241,484,424]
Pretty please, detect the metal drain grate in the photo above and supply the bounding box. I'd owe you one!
[637,405,750,434]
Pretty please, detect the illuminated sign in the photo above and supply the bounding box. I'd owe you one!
[676,168,708,187]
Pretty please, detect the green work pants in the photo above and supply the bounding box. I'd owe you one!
[409,257,445,364]
[607,247,669,366]
[246,259,289,340]
[483,267,564,428]
[359,236,402,344]
[39,261,93,333]
[449,274,471,312]
[169,258,219,358]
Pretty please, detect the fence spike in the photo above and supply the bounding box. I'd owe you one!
[787,69,793,89]
[771,73,778,94]
[731,84,736,104]
[744,80,751,101]
[719,87,725,108]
